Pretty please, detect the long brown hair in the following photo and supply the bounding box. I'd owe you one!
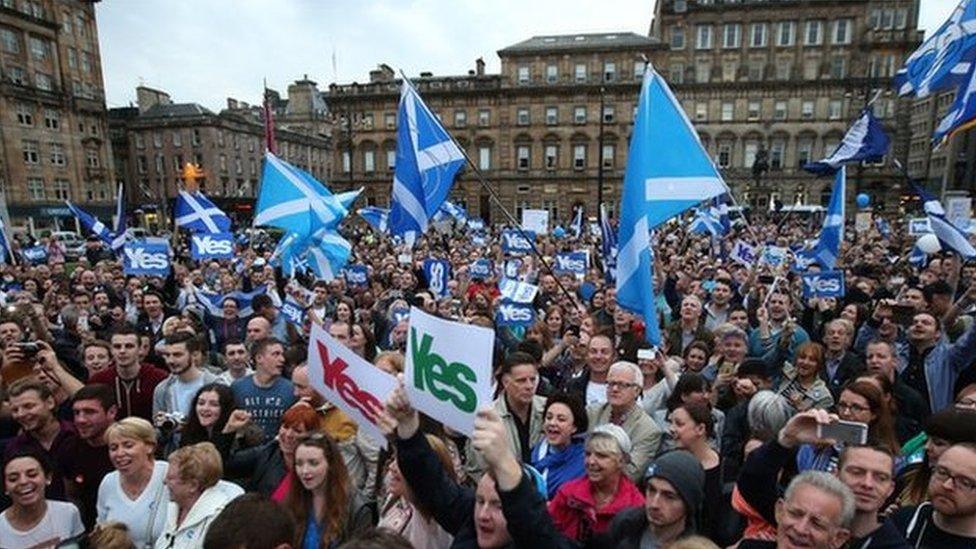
[840,380,899,454]
[283,434,351,547]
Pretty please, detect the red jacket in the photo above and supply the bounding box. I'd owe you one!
[88,363,169,421]
[547,474,645,542]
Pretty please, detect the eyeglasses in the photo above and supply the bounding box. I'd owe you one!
[931,465,976,493]
[836,402,870,414]
[607,381,640,391]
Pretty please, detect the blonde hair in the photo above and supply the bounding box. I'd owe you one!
[168,442,222,490]
[374,351,404,374]
[665,535,720,549]
[105,417,157,447]
[88,521,136,549]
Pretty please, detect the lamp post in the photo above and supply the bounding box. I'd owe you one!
[596,86,606,215]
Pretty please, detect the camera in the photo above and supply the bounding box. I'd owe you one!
[159,412,185,431]
[16,341,40,357]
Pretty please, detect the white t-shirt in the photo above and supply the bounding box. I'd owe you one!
[585,380,607,406]
[97,461,170,549]
[0,500,84,549]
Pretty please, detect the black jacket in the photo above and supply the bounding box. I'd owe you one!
[396,429,578,549]
[598,506,697,549]
[224,439,286,496]
[820,351,864,400]
[849,520,911,549]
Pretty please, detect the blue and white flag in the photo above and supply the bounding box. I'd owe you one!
[343,264,369,287]
[494,300,536,327]
[689,208,722,236]
[279,295,306,328]
[933,58,976,144]
[910,181,976,258]
[21,245,48,265]
[190,232,234,260]
[805,167,846,269]
[195,285,269,318]
[467,218,485,232]
[500,229,535,254]
[600,204,617,283]
[337,188,363,211]
[503,258,522,279]
[111,184,127,252]
[875,218,892,237]
[801,271,846,299]
[122,240,170,277]
[0,216,11,265]
[570,207,583,239]
[423,258,451,298]
[305,230,352,281]
[389,79,466,241]
[712,194,731,235]
[438,200,467,223]
[357,206,389,233]
[499,278,538,304]
[65,201,113,246]
[554,251,588,276]
[731,240,758,265]
[175,190,231,234]
[803,109,890,175]
[894,0,976,98]
[618,66,725,346]
[909,243,928,266]
[255,153,347,236]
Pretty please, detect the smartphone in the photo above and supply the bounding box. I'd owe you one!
[891,304,916,327]
[817,420,868,445]
[758,275,776,284]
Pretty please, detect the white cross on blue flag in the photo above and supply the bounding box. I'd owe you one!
[174,190,231,234]
[910,181,976,259]
[808,167,846,270]
[255,152,347,236]
[389,79,466,241]
[357,207,389,233]
[803,109,890,175]
[894,0,976,98]
[65,201,114,245]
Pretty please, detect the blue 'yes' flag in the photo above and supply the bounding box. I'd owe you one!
[190,232,234,260]
[423,258,451,299]
[123,239,170,277]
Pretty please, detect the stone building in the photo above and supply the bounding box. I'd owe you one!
[906,89,976,198]
[108,83,330,226]
[0,0,116,233]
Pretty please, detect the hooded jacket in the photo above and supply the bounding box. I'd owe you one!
[548,475,645,543]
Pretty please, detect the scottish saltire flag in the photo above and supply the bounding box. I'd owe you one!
[600,204,617,283]
[894,0,976,97]
[255,153,347,236]
[570,207,584,239]
[65,201,113,246]
[910,181,976,258]
[438,200,467,223]
[194,285,269,318]
[305,230,352,280]
[174,190,231,234]
[337,188,363,211]
[803,109,890,175]
[804,167,847,269]
[689,208,722,236]
[357,206,389,233]
[712,195,731,235]
[909,243,927,266]
[933,60,976,144]
[110,184,127,251]
[389,79,466,240]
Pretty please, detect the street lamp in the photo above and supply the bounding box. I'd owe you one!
[596,86,606,215]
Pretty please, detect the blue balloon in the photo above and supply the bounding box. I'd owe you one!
[856,193,870,209]
[553,226,566,238]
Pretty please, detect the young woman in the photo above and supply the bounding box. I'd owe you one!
[669,402,725,543]
[776,342,833,412]
[682,340,710,374]
[283,434,368,548]
[0,451,84,548]
[652,373,726,453]
[179,383,237,458]
[530,393,589,499]
[97,418,170,549]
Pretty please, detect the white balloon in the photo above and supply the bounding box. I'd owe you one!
[917,234,942,254]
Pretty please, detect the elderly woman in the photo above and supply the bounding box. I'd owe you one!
[530,392,589,499]
[97,417,170,549]
[547,425,644,544]
[0,451,84,547]
[155,442,243,548]
[776,342,833,412]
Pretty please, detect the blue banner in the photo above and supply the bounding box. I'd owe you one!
[343,264,369,287]
[391,306,410,324]
[470,259,493,279]
[554,251,588,275]
[21,246,48,265]
[501,229,535,254]
[190,232,234,260]
[123,240,171,277]
[801,271,846,298]
[503,258,522,279]
[279,296,306,328]
[494,300,536,327]
[423,258,451,298]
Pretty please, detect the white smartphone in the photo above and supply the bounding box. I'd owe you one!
[817,420,868,445]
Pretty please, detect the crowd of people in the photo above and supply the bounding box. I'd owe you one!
[0,208,974,549]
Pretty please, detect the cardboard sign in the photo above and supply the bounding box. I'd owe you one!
[467,218,485,231]
[731,240,758,265]
[280,296,305,328]
[501,230,535,254]
[521,209,549,235]
[307,323,397,447]
[123,240,171,277]
[908,218,932,235]
[343,264,369,287]
[503,258,523,279]
[21,246,48,265]
[946,197,972,230]
[494,300,536,327]
[405,307,494,436]
[854,212,873,233]
[498,278,538,304]
[469,259,493,280]
[423,258,451,299]
[801,270,846,298]
[190,232,234,260]
[554,251,588,275]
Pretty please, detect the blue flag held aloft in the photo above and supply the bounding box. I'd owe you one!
[806,167,846,269]
[195,285,269,318]
[111,183,127,252]
[255,152,347,236]
[175,190,232,234]
[190,232,234,260]
[65,201,114,246]
[22,245,48,265]
[933,61,976,144]
[910,181,976,259]
[277,229,352,281]
[689,208,723,236]
[894,0,976,98]
[0,215,12,265]
[337,188,363,211]
[123,239,170,277]
[357,206,389,233]
[599,204,617,283]
[279,295,306,328]
[803,109,890,175]
[570,206,583,239]
[389,79,466,241]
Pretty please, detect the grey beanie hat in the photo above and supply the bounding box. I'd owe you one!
[643,450,706,531]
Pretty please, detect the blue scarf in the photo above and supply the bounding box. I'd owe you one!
[531,437,586,499]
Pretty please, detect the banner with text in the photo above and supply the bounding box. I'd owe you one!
[501,230,536,254]
[801,270,846,298]
[554,251,589,276]
[123,240,171,277]
[190,232,234,260]
[343,264,369,287]
[494,300,536,327]
[423,258,451,298]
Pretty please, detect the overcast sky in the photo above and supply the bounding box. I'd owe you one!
[96,0,960,111]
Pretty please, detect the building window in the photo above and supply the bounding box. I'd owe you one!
[574,106,587,124]
[362,151,374,173]
[748,62,764,81]
[518,66,530,84]
[155,154,164,174]
[602,144,615,168]
[669,63,685,84]
[670,27,685,50]
[342,151,350,173]
[545,145,558,170]
[16,104,33,126]
[830,57,846,79]
[43,109,59,130]
[517,107,530,125]
[695,62,711,83]
[546,64,558,83]
[722,62,736,82]
[28,36,48,60]
[634,60,645,79]
[744,142,759,168]
[8,66,25,85]
[81,52,91,73]
[805,20,823,45]
[801,100,815,119]
[516,145,530,170]
[22,141,39,164]
[52,179,69,200]
[217,130,225,147]
[362,113,374,130]
[478,109,490,126]
[721,102,734,121]
[34,72,52,91]
[770,140,785,169]
[218,154,227,172]
[696,25,712,49]
[545,107,558,125]
[192,129,201,146]
[454,110,466,127]
[894,9,907,30]
[775,61,792,80]
[797,139,813,167]
[137,156,147,174]
[573,144,586,170]
[27,178,44,201]
[747,101,761,120]
[828,99,843,120]
[50,143,65,166]
[751,23,767,47]
[602,105,615,123]
[603,61,616,82]
[723,23,741,48]
[386,149,396,171]
[0,28,19,53]
[718,143,732,168]
[250,158,257,176]
[575,63,587,82]
[233,157,242,174]
[173,155,183,173]
[385,113,396,129]
[478,146,491,170]
[695,102,707,121]
[777,21,796,46]
[153,132,162,148]
[67,48,76,68]
[774,101,787,120]
[833,19,851,44]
